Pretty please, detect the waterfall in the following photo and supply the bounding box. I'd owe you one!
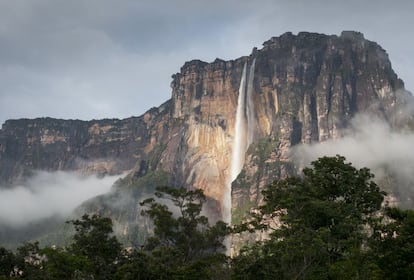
[246,59,256,146]
[230,64,248,185]
[222,63,247,226]
[229,59,256,181]
[223,59,256,254]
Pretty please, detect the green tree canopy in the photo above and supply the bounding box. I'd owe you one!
[67,214,123,279]
[233,155,386,279]
[2,156,413,279]
[130,186,230,279]
[371,207,414,280]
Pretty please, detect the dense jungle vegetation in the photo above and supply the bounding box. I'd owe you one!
[1,156,413,279]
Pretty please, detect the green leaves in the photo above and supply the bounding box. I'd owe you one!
[138,187,230,278]
[67,214,123,279]
[140,187,228,262]
[0,247,17,278]
[371,207,414,279]
[2,156,413,279]
[232,155,387,279]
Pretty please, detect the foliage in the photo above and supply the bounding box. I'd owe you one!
[232,155,387,279]
[40,247,92,280]
[370,207,414,279]
[2,156,414,279]
[0,187,228,279]
[137,186,230,279]
[0,247,18,279]
[147,144,167,171]
[232,201,254,225]
[67,214,123,279]
[15,242,47,279]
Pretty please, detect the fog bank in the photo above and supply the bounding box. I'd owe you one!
[0,171,120,228]
[293,114,414,205]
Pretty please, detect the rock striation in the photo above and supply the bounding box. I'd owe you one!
[0,102,172,185]
[0,31,411,247]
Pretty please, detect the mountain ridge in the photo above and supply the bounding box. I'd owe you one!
[0,31,412,248]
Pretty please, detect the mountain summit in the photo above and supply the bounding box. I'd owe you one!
[0,31,411,247]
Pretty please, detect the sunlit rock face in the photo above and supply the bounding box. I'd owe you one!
[0,100,176,185]
[0,31,409,247]
[168,31,406,223]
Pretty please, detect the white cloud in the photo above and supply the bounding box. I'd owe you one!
[293,114,414,205]
[0,171,120,228]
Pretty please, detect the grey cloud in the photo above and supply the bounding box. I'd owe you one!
[0,0,413,125]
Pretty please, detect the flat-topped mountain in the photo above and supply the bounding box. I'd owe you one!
[1,31,412,248]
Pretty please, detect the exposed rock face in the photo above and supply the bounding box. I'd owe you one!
[169,31,406,221]
[0,31,410,247]
[0,102,172,185]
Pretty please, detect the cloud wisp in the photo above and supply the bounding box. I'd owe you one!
[293,114,414,205]
[0,171,120,228]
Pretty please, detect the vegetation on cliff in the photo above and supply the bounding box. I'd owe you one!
[1,156,414,279]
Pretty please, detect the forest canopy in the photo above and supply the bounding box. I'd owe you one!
[1,156,413,279]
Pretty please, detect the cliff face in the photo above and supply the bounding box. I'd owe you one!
[0,102,172,185]
[229,31,404,210]
[167,31,406,219]
[0,31,410,246]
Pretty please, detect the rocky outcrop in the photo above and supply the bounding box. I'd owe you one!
[0,101,172,186]
[0,31,410,247]
[168,31,407,221]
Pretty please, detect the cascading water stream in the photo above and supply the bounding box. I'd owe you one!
[246,59,256,146]
[222,63,247,227]
[223,59,256,254]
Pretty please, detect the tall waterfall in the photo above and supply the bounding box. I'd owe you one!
[223,59,256,253]
[227,59,256,221]
[246,59,256,146]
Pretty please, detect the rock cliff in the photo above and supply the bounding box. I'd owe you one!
[0,31,410,247]
[0,102,171,185]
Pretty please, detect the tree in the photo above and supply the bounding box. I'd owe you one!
[13,241,48,279]
[67,214,123,279]
[131,186,230,279]
[370,207,414,279]
[0,246,17,279]
[114,250,159,280]
[41,247,92,280]
[232,155,386,279]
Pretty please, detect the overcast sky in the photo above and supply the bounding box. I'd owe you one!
[0,0,413,126]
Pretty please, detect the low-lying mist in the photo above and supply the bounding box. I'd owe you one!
[0,171,121,228]
[293,114,414,206]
